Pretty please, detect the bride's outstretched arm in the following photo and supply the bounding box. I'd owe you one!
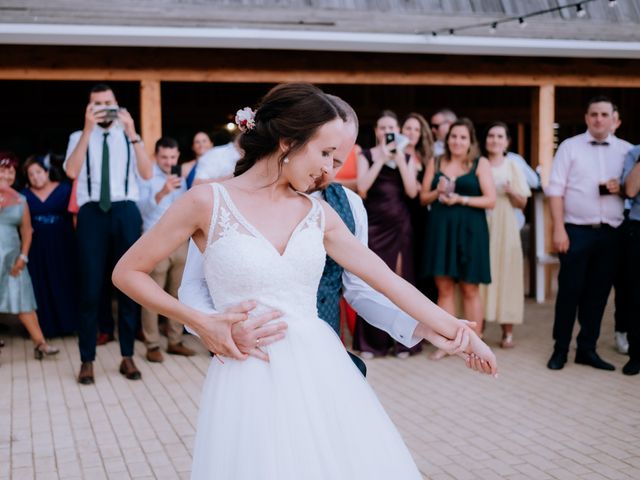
[112,185,250,359]
[321,202,497,375]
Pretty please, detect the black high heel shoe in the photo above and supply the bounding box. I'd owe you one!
[34,343,60,360]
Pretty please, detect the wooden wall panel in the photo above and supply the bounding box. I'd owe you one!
[139,79,162,151]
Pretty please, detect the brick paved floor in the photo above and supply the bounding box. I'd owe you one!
[1,300,639,479]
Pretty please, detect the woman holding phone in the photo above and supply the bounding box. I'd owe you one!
[354,110,421,358]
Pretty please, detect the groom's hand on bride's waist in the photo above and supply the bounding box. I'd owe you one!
[226,301,287,363]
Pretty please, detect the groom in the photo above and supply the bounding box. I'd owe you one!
[178,97,431,373]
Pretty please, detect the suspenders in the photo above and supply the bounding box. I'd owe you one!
[85,131,131,198]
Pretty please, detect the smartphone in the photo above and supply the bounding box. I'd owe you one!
[385,132,396,153]
[94,105,120,121]
[170,165,181,177]
[598,184,610,195]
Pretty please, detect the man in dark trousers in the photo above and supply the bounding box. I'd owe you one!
[545,96,631,371]
[64,84,154,384]
[621,144,640,375]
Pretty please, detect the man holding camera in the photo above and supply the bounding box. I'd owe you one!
[137,137,194,362]
[64,83,153,384]
[545,96,631,371]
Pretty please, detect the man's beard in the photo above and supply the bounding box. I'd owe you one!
[98,120,114,129]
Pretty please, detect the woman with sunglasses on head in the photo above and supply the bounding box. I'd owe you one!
[401,113,438,302]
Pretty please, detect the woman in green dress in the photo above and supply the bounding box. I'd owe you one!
[419,119,496,359]
[0,153,59,360]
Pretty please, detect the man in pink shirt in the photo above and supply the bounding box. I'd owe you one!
[545,96,632,371]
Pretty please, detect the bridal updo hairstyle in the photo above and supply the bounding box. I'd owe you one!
[234,83,346,176]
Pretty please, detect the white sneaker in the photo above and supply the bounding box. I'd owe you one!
[615,331,629,355]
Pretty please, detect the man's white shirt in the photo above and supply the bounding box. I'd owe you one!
[178,184,421,347]
[64,124,140,207]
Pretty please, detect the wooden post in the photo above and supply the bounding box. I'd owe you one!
[531,84,555,186]
[530,84,557,301]
[140,79,162,155]
[517,122,526,157]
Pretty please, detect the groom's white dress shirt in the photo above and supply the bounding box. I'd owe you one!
[177,184,421,347]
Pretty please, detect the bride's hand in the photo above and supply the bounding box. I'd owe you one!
[228,301,287,362]
[464,331,498,377]
[189,308,252,360]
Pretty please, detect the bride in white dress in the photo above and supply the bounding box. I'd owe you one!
[113,83,497,479]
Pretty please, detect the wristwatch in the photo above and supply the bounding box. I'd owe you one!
[130,134,143,144]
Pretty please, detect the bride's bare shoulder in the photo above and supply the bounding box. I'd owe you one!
[179,183,215,219]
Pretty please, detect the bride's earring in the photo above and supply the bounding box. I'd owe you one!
[283,157,290,164]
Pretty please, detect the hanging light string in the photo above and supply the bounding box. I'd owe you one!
[428,0,616,37]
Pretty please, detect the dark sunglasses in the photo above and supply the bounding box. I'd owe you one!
[431,124,440,130]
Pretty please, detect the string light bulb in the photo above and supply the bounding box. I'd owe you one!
[424,0,599,39]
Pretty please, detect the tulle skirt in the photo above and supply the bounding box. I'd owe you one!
[190,315,421,479]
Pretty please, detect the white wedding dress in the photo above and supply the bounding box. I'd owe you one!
[191,183,421,479]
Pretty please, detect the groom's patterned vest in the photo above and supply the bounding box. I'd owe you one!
[317,183,356,334]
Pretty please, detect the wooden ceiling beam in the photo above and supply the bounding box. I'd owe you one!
[2,67,640,88]
[2,45,640,87]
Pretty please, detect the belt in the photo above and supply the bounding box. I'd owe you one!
[566,222,614,229]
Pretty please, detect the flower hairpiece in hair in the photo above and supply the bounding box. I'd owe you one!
[235,107,256,133]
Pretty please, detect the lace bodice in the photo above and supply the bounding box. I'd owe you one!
[203,183,326,320]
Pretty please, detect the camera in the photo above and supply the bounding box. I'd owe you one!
[170,165,181,177]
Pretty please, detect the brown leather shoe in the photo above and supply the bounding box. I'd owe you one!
[146,347,164,363]
[119,357,141,380]
[167,342,196,357]
[78,362,94,385]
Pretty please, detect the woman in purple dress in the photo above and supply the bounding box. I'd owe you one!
[22,157,78,338]
[354,110,421,358]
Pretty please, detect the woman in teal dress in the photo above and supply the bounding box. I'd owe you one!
[0,153,59,360]
[419,119,496,359]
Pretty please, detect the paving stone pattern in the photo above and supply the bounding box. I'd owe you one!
[1,300,638,479]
